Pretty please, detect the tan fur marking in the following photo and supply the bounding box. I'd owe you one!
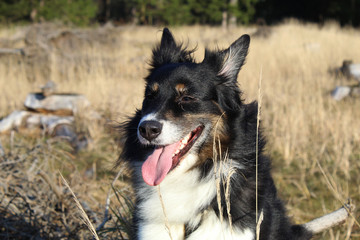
[175,83,186,94]
[198,117,229,167]
[151,83,159,92]
[184,113,230,170]
[163,111,230,170]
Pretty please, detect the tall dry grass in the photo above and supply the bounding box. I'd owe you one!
[1,21,359,239]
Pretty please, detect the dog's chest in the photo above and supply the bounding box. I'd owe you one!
[138,207,254,240]
[136,154,217,224]
[135,154,254,240]
[186,210,254,240]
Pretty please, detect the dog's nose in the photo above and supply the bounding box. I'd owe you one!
[139,120,162,141]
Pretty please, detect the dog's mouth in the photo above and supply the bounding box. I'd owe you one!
[141,125,204,186]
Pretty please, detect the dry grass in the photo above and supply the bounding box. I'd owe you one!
[0,131,130,239]
[1,21,360,239]
[60,172,100,240]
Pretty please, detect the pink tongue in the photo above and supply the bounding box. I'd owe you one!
[142,141,181,186]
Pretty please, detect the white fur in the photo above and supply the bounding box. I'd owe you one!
[136,153,253,240]
[187,210,254,240]
[137,113,183,145]
[138,222,184,240]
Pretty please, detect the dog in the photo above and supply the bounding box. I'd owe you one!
[120,28,313,240]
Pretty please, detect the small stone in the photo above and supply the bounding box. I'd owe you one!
[331,86,351,101]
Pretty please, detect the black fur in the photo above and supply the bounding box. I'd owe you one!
[119,28,312,240]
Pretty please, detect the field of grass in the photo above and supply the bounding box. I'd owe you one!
[0,21,359,239]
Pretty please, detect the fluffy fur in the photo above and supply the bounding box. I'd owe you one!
[119,28,312,240]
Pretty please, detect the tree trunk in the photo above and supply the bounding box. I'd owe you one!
[229,0,237,28]
[222,11,228,30]
[106,0,111,22]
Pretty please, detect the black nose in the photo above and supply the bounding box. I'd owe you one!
[139,120,162,141]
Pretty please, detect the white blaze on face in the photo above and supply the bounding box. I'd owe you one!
[137,113,183,145]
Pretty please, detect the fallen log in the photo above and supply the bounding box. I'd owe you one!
[24,92,90,115]
[303,202,355,235]
[25,113,74,133]
[0,110,74,133]
[0,110,29,132]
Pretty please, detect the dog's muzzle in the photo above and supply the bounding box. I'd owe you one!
[138,120,163,141]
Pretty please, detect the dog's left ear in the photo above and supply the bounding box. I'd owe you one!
[204,34,250,82]
[219,34,250,81]
[203,35,250,111]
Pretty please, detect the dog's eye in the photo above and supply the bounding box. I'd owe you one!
[178,95,196,103]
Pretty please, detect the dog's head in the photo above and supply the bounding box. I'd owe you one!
[128,29,250,186]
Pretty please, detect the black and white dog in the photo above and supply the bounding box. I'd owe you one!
[120,28,312,240]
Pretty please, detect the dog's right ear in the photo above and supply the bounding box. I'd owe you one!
[149,28,194,70]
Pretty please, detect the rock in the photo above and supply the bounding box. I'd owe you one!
[52,124,77,140]
[24,93,90,115]
[52,124,88,151]
[347,64,360,81]
[331,86,351,101]
[40,80,57,96]
[339,60,360,81]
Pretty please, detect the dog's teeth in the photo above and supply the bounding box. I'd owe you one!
[182,133,191,143]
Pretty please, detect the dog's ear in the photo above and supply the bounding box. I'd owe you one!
[203,35,250,111]
[149,28,194,70]
[160,28,176,50]
[218,34,250,81]
[204,34,250,83]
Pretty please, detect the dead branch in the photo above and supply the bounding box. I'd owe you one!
[303,202,355,234]
[0,48,24,55]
